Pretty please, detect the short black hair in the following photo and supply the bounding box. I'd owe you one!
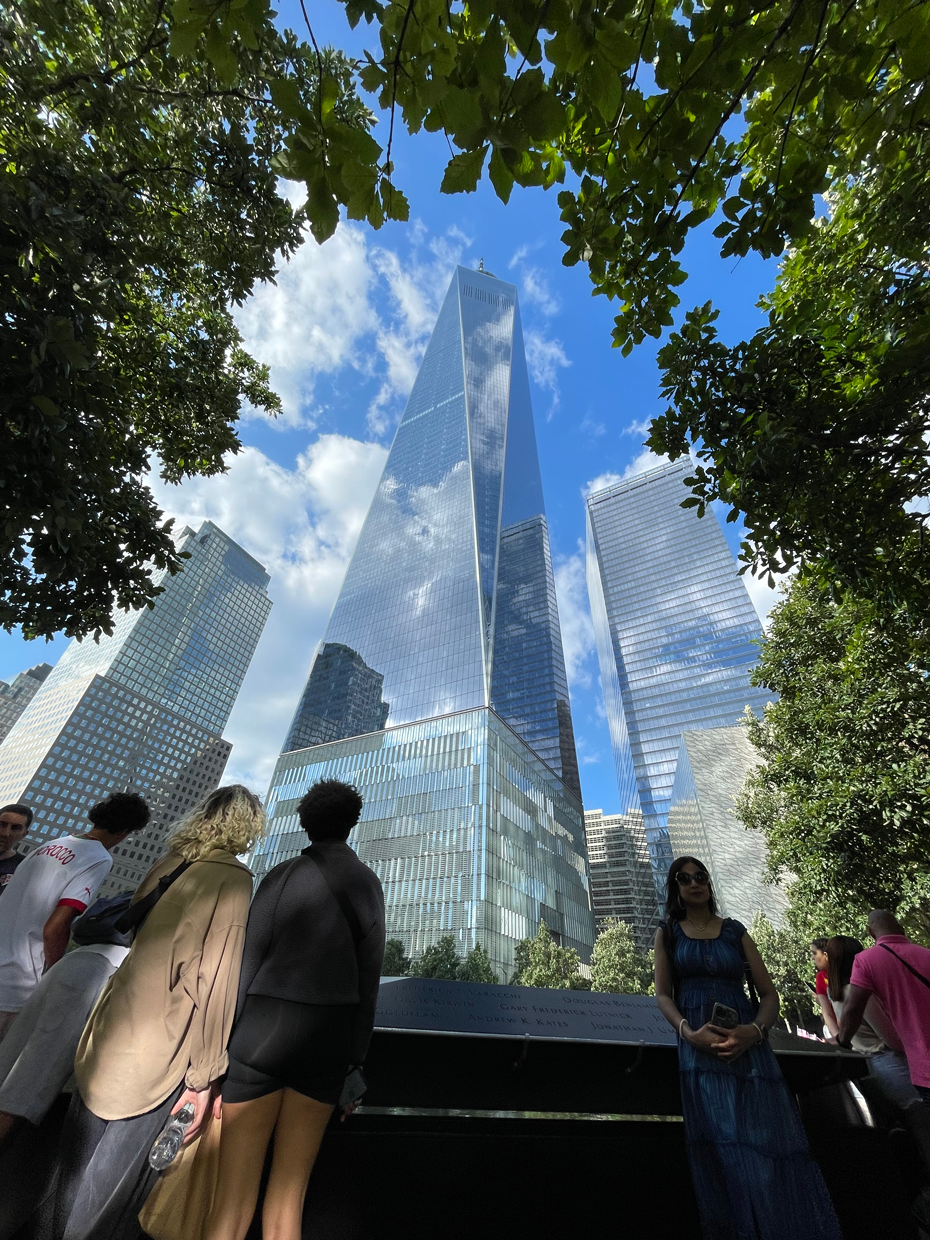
[811,938,829,953]
[88,792,150,836]
[0,803,33,829]
[297,779,363,842]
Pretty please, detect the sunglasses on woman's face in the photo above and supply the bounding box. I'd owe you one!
[676,870,709,886]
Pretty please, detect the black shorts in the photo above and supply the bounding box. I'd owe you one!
[223,995,354,1105]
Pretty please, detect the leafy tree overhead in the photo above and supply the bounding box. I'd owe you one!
[381,938,410,976]
[2,0,383,638]
[408,934,461,979]
[322,0,928,352]
[511,921,590,990]
[738,576,930,941]
[651,135,930,608]
[589,919,652,996]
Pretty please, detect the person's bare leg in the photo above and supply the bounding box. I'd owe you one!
[204,1092,283,1240]
[261,1089,334,1240]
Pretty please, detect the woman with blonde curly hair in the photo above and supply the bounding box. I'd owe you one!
[52,785,264,1240]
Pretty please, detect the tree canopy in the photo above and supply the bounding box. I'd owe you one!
[651,133,930,608]
[382,938,410,976]
[2,0,379,637]
[589,918,652,995]
[510,921,590,989]
[9,0,930,636]
[738,575,930,941]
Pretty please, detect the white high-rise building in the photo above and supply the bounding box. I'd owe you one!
[0,522,271,893]
[584,808,659,950]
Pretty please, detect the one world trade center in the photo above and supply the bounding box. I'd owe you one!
[253,266,594,978]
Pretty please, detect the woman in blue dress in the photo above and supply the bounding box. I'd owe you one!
[653,855,842,1240]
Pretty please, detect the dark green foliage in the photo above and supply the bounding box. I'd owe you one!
[589,919,652,995]
[457,943,498,984]
[738,576,930,942]
[651,135,930,608]
[408,935,461,980]
[1,0,376,637]
[381,938,409,977]
[509,921,590,990]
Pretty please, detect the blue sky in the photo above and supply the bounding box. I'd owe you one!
[0,1,781,812]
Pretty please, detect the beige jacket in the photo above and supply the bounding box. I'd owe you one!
[75,849,252,1120]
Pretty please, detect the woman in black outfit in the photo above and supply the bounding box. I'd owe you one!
[206,779,385,1240]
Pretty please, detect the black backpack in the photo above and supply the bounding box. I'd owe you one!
[72,892,134,947]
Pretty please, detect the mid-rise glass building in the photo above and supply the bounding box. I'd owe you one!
[586,459,771,879]
[0,522,271,892]
[255,267,593,979]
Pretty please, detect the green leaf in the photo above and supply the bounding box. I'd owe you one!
[31,396,58,416]
[519,90,566,142]
[488,147,515,204]
[307,176,339,242]
[440,146,488,195]
[382,184,409,222]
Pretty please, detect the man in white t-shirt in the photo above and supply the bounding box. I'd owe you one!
[0,791,150,1040]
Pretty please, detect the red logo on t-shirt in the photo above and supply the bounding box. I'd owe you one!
[35,843,77,866]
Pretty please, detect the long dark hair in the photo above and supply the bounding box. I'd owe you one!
[826,936,866,1002]
[661,855,718,967]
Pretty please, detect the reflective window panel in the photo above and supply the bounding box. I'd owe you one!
[253,707,594,981]
[667,726,788,929]
[586,459,773,882]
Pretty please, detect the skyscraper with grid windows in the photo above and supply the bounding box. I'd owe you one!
[586,459,772,881]
[0,521,271,893]
[254,266,593,980]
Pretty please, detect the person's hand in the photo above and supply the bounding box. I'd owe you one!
[684,1023,729,1055]
[339,1099,361,1123]
[170,1084,218,1145]
[708,1024,762,1062]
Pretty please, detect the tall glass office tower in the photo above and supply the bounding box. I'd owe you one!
[586,459,771,878]
[0,521,272,893]
[256,267,593,979]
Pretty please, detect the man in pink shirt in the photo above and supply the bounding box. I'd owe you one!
[838,910,930,1106]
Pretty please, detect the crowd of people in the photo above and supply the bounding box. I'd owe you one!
[3,790,930,1240]
[0,780,386,1240]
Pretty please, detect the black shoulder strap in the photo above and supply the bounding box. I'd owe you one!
[879,943,930,990]
[730,919,760,1008]
[114,860,193,936]
[301,848,364,947]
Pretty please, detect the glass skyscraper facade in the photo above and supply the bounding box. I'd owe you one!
[668,726,788,928]
[586,459,771,878]
[259,267,592,979]
[0,521,271,892]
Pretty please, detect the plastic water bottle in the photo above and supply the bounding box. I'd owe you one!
[148,1103,196,1171]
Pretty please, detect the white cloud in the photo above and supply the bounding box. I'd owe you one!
[742,568,786,630]
[366,227,473,434]
[553,543,596,689]
[520,267,558,317]
[235,221,378,429]
[580,414,607,439]
[622,418,652,438]
[524,328,571,418]
[150,435,389,792]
